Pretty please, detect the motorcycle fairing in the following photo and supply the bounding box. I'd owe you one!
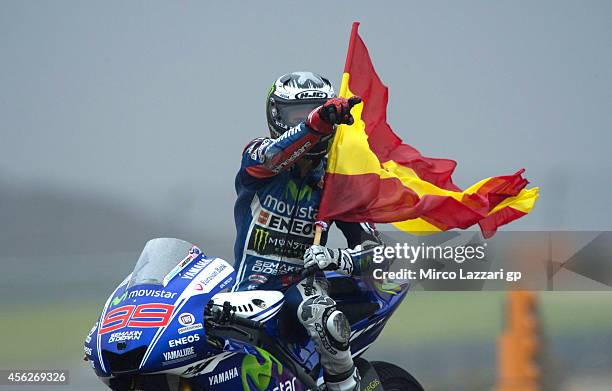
[87,245,236,378]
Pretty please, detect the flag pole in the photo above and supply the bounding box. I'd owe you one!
[313,21,361,246]
[313,223,324,246]
[340,21,360,96]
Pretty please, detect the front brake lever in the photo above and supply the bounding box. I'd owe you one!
[205,301,258,341]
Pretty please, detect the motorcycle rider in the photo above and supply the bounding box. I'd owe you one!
[232,72,383,391]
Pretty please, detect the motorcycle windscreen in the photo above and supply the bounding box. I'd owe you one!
[128,238,197,288]
[93,238,235,375]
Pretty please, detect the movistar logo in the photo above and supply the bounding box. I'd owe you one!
[252,228,269,252]
[111,291,127,306]
[285,180,312,202]
[241,347,283,391]
[263,194,317,219]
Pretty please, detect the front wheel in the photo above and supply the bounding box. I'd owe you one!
[370,361,424,391]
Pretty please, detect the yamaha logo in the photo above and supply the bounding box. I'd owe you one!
[295,90,328,99]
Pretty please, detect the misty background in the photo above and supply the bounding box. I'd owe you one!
[1,1,611,390]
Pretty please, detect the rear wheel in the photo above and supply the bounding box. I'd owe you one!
[370,361,424,391]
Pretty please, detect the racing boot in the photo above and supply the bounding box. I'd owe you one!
[322,366,361,391]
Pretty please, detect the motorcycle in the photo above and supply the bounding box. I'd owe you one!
[84,237,423,390]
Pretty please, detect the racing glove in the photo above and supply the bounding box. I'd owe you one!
[306,96,362,135]
[304,245,354,276]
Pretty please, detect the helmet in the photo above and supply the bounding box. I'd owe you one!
[266,71,335,139]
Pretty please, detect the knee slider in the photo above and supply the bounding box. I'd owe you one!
[298,295,336,325]
[324,309,351,350]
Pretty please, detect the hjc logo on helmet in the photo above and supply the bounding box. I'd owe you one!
[295,90,329,100]
[266,71,335,138]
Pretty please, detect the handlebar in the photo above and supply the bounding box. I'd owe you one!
[230,314,265,330]
[300,265,320,280]
[206,301,265,330]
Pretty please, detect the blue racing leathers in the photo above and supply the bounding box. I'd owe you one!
[232,122,382,292]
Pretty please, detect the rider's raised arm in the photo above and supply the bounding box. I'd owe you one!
[238,97,350,184]
[334,221,385,275]
[239,124,323,181]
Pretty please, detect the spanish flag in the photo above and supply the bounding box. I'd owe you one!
[317,22,539,238]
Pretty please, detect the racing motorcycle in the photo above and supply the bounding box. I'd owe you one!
[84,238,423,391]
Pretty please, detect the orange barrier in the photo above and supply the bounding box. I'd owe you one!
[495,291,541,391]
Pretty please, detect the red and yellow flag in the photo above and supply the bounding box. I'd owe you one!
[317,22,539,238]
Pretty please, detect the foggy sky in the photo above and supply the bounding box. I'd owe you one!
[1,0,611,259]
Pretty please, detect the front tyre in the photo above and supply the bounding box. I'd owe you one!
[370,361,424,391]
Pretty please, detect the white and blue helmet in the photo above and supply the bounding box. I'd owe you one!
[266,71,335,138]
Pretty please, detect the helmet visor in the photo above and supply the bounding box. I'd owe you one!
[277,101,324,127]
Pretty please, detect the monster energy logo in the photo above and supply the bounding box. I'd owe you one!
[285,180,312,202]
[241,347,283,391]
[252,228,269,252]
